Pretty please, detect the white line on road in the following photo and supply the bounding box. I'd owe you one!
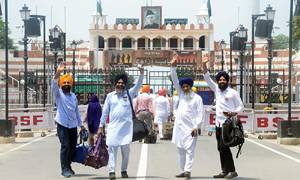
[136,143,148,180]
[246,138,300,164]
[0,132,56,157]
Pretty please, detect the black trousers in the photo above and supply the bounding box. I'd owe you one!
[215,126,235,173]
[57,123,78,173]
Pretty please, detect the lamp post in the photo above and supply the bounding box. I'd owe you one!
[30,15,46,107]
[238,25,248,101]
[19,4,31,109]
[49,25,62,73]
[220,40,226,71]
[229,31,237,83]
[251,14,265,109]
[71,40,77,80]
[265,5,276,106]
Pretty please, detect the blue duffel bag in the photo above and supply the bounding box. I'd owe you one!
[72,129,89,164]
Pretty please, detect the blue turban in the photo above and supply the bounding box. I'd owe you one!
[114,73,128,85]
[179,77,194,87]
[216,71,230,82]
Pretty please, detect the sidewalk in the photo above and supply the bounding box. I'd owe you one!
[0,131,56,156]
[247,133,300,154]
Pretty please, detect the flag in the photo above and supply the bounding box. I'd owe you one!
[96,0,102,16]
[207,0,212,17]
[0,3,2,16]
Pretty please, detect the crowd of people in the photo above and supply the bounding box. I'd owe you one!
[52,54,244,179]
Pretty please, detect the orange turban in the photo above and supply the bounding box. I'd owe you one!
[59,73,74,87]
[141,85,150,93]
[158,89,166,96]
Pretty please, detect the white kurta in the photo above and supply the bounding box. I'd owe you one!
[170,67,204,150]
[203,72,244,127]
[154,96,170,124]
[100,73,143,146]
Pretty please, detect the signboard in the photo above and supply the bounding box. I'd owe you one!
[116,18,139,25]
[8,111,55,131]
[204,110,300,132]
[141,6,162,29]
[164,18,188,25]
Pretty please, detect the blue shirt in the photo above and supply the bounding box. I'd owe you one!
[52,79,82,128]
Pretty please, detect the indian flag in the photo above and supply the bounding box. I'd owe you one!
[97,0,102,16]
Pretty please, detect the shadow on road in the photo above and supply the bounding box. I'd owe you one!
[190,177,260,180]
[89,176,168,179]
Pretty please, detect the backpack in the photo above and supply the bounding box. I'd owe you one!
[222,115,244,158]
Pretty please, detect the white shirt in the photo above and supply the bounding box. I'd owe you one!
[170,67,204,149]
[100,73,144,146]
[153,95,170,124]
[203,72,244,127]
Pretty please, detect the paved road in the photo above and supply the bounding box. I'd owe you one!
[1,132,300,180]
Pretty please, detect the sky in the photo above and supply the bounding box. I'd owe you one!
[6,0,289,46]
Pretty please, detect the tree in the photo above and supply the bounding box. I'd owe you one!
[0,16,15,49]
[273,34,289,50]
[293,16,300,51]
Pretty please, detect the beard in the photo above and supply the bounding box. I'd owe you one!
[183,92,192,101]
[62,85,71,93]
[115,85,125,94]
[218,83,228,91]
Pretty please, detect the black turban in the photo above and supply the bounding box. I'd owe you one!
[216,71,230,82]
[179,77,194,87]
[114,73,128,85]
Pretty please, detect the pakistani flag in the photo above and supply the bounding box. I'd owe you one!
[97,0,102,16]
[207,0,212,17]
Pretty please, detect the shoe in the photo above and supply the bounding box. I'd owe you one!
[213,172,228,178]
[176,172,191,178]
[121,171,129,178]
[61,170,72,178]
[69,168,75,175]
[224,172,238,179]
[176,172,185,178]
[109,172,116,180]
[184,172,191,178]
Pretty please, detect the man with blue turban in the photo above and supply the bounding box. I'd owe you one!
[202,57,244,179]
[170,54,204,179]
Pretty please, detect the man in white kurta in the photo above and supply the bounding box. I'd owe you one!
[99,67,144,180]
[170,55,204,179]
[202,59,244,179]
[153,89,170,139]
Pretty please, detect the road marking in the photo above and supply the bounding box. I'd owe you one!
[136,143,148,180]
[246,138,300,164]
[0,132,56,157]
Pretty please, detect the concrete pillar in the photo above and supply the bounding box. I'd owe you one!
[104,39,108,50]
[150,39,153,50]
[166,39,169,50]
[196,40,199,50]
[181,39,184,50]
[120,39,123,50]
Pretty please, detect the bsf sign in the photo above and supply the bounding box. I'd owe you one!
[8,111,53,131]
[205,110,300,132]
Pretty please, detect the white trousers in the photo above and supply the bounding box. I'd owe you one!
[108,144,130,173]
[177,140,197,173]
[158,123,166,138]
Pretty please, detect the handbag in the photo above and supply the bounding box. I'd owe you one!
[222,115,244,158]
[84,135,109,169]
[72,135,89,164]
[127,90,149,142]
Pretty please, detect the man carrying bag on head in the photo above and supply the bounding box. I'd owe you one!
[98,66,144,180]
[202,56,244,179]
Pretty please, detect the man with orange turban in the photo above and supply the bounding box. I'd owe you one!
[52,64,85,178]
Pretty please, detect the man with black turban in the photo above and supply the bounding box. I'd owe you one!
[98,67,144,180]
[170,54,204,179]
[202,57,244,179]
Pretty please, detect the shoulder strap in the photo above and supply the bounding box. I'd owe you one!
[126,90,137,119]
